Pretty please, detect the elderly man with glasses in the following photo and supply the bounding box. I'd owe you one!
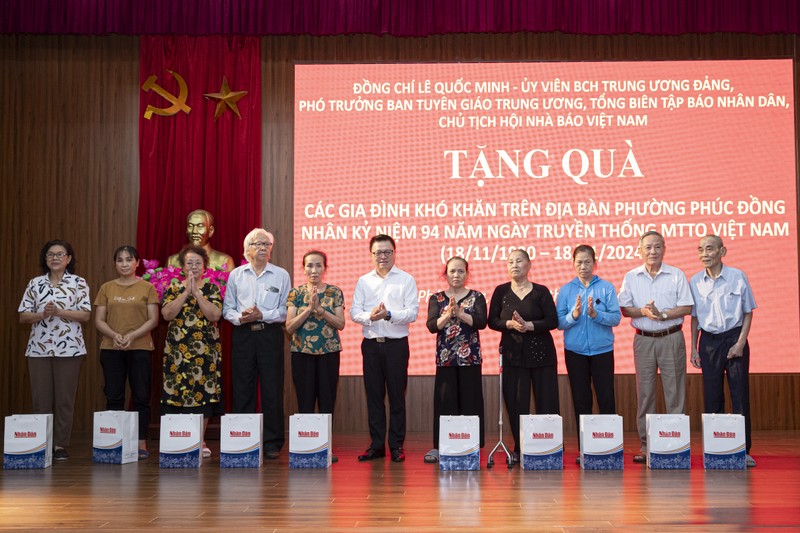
[223,228,291,459]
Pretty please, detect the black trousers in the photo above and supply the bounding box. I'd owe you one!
[361,337,409,450]
[291,351,340,416]
[432,364,485,448]
[100,349,151,441]
[231,324,285,451]
[699,327,752,453]
[564,349,616,449]
[502,364,560,453]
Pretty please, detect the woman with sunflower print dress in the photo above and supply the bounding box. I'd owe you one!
[161,245,223,459]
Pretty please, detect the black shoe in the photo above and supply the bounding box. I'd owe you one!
[390,448,405,462]
[632,453,646,464]
[264,449,280,460]
[53,448,69,461]
[331,454,338,463]
[358,448,385,462]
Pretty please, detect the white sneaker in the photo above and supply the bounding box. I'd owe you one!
[202,442,211,458]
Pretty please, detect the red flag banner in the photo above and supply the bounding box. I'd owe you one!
[138,36,261,415]
[138,35,261,265]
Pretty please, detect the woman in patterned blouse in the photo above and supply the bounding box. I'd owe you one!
[18,240,91,461]
[161,245,223,458]
[424,256,487,464]
[285,250,346,429]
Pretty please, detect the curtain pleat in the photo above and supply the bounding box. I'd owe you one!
[2,1,798,36]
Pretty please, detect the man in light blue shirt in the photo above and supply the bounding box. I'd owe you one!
[223,228,291,459]
[690,235,757,467]
[619,231,693,463]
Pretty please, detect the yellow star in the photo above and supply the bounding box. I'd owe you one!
[204,77,248,119]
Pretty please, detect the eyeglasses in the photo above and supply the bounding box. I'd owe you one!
[372,250,394,257]
[250,241,273,248]
[46,252,68,259]
[184,261,204,268]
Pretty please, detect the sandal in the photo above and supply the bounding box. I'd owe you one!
[423,449,439,463]
[202,442,211,458]
[138,449,150,459]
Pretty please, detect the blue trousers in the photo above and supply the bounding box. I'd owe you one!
[698,327,751,453]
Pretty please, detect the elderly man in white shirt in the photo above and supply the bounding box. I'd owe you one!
[618,230,693,464]
[223,228,291,459]
[351,234,418,463]
[689,235,757,467]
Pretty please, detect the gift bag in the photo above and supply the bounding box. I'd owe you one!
[580,414,624,470]
[439,415,480,471]
[92,411,139,464]
[520,414,563,470]
[159,414,203,468]
[220,413,263,468]
[646,414,690,469]
[289,414,332,468]
[3,414,53,469]
[702,413,746,470]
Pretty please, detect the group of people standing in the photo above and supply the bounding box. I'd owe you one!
[17,222,756,468]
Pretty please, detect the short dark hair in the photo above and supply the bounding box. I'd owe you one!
[509,248,530,261]
[572,244,596,262]
[302,250,328,268]
[369,234,396,251]
[178,244,209,268]
[39,239,76,274]
[113,245,139,262]
[442,256,469,277]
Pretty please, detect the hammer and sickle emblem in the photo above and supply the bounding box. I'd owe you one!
[142,70,192,120]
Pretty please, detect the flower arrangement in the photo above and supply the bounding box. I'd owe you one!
[142,259,230,300]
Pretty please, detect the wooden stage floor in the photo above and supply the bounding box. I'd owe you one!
[1,431,799,532]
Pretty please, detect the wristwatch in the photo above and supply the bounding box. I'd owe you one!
[384,310,392,321]
[661,311,668,320]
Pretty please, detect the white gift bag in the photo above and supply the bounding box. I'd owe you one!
[439,415,480,471]
[646,414,690,469]
[92,411,139,464]
[289,414,332,468]
[3,414,53,469]
[580,414,624,470]
[220,413,263,468]
[520,414,563,470]
[159,414,203,468]
[702,413,746,470]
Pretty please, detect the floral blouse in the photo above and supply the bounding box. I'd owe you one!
[18,273,91,357]
[287,284,344,355]
[425,289,487,367]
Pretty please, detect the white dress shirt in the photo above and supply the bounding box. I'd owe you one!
[223,262,291,325]
[618,262,694,332]
[350,266,418,339]
[690,265,756,334]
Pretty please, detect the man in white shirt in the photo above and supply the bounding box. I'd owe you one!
[689,235,757,467]
[618,231,693,463]
[223,228,291,459]
[350,234,418,463]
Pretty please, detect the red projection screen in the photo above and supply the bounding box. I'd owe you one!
[294,60,798,376]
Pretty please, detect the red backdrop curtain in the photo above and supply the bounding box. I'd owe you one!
[2,1,798,36]
[138,35,261,413]
[137,35,261,265]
